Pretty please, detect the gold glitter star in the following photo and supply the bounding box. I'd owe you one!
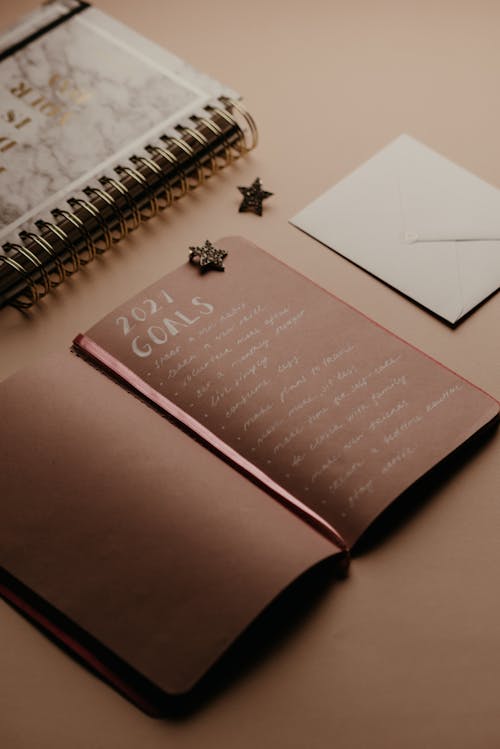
[238,177,273,216]
[189,240,228,273]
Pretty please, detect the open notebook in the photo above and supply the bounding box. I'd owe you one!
[1,237,497,713]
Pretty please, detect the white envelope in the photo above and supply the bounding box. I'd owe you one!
[291,134,500,324]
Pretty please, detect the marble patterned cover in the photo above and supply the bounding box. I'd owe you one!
[0,1,235,242]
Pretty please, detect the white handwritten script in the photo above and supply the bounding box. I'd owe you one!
[100,255,474,542]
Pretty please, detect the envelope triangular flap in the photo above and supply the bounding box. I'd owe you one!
[397,135,500,319]
[291,136,464,322]
[291,134,500,323]
[397,134,500,240]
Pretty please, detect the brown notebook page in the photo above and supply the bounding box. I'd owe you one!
[0,353,337,698]
[79,236,499,549]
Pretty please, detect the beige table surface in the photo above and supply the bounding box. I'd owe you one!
[1,1,499,747]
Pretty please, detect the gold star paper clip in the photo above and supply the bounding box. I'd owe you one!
[238,177,273,216]
[189,240,228,274]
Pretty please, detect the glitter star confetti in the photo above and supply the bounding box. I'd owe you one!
[238,177,273,216]
[189,240,228,273]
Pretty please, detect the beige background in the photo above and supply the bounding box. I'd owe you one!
[1,1,499,747]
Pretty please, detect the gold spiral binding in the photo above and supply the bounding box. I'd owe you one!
[83,186,128,242]
[191,114,232,167]
[19,231,66,286]
[68,197,113,253]
[51,207,96,264]
[205,104,244,155]
[223,97,259,151]
[130,155,173,210]
[160,134,204,189]
[0,96,257,309]
[145,143,188,199]
[0,253,40,308]
[99,176,141,231]
[36,218,82,275]
[115,164,160,219]
[206,98,258,155]
[178,125,217,175]
[9,242,51,299]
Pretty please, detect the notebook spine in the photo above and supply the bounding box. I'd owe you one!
[0,97,258,309]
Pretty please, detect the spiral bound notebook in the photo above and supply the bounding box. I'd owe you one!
[0,1,257,310]
[0,237,497,713]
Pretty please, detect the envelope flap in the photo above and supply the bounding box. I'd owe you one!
[397,135,500,241]
[291,134,500,324]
